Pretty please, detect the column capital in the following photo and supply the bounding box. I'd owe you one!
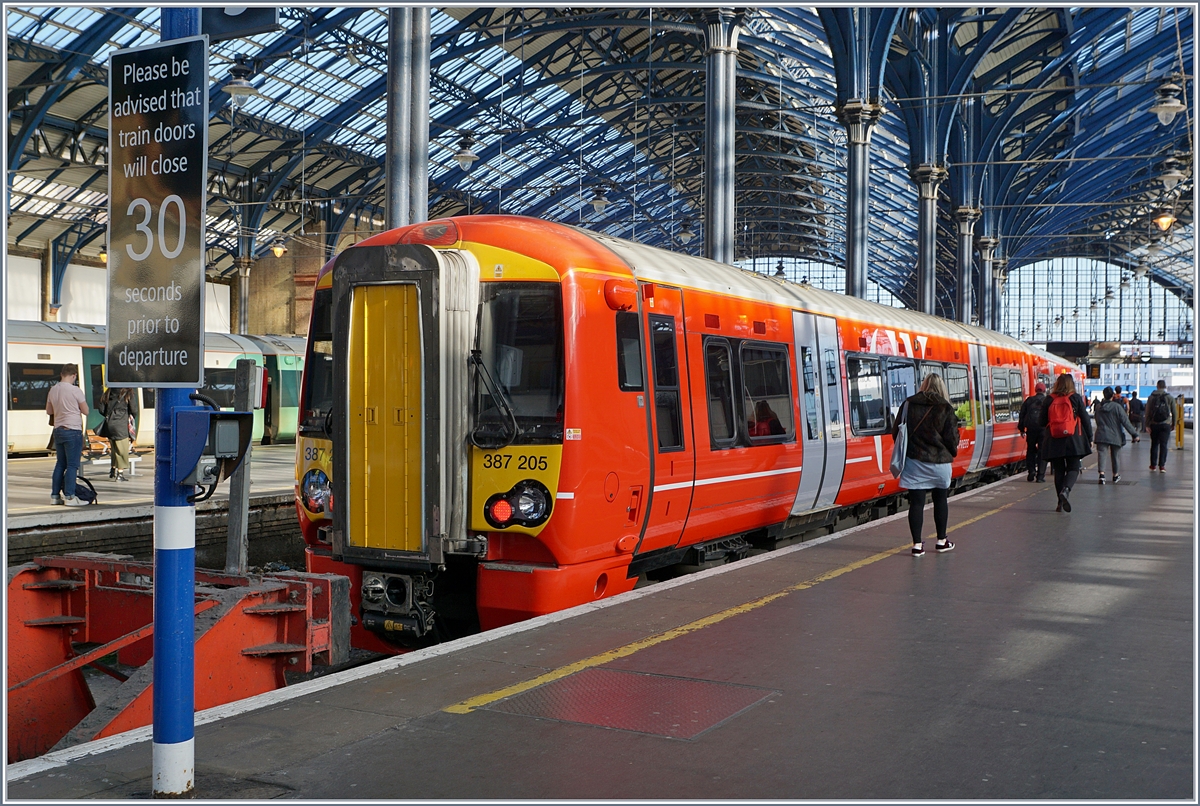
[236,256,253,278]
[954,206,981,223]
[836,101,885,144]
[975,236,999,257]
[909,164,949,188]
[703,8,744,50]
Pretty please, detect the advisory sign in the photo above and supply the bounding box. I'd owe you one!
[107,36,208,387]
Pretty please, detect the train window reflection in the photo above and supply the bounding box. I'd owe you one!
[615,311,643,392]
[649,316,683,451]
[847,356,886,434]
[475,283,564,445]
[704,339,737,447]
[991,368,1011,422]
[7,363,60,410]
[300,288,334,435]
[944,364,971,426]
[885,359,916,418]
[800,347,820,440]
[824,349,841,431]
[741,343,793,442]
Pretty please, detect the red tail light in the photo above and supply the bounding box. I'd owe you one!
[490,498,513,524]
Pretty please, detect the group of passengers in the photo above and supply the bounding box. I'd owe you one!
[891,368,1176,557]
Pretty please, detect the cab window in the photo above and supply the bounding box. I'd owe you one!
[847,355,887,434]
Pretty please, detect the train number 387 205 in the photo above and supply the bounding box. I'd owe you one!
[481,453,548,471]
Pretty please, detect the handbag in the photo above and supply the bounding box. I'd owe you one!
[890,401,934,479]
[95,418,110,439]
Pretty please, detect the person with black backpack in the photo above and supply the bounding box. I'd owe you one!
[1145,379,1175,473]
[1038,373,1093,513]
[1018,382,1049,482]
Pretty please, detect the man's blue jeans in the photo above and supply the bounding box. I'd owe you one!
[52,427,83,498]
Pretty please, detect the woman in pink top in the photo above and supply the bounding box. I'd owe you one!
[46,363,89,505]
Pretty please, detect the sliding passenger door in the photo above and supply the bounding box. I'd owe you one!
[635,285,696,554]
[968,343,993,470]
[791,312,846,513]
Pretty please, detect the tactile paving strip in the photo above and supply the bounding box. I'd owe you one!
[485,668,777,740]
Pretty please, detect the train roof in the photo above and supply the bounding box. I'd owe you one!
[6,320,305,356]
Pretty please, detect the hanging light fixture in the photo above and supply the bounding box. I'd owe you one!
[98,245,107,264]
[1152,207,1176,231]
[223,56,259,109]
[270,237,288,258]
[1148,76,1185,127]
[1135,261,1150,277]
[453,133,479,171]
[1147,238,1164,254]
[1159,157,1187,191]
[1090,298,1098,310]
[678,221,695,244]
[774,259,785,278]
[1072,308,1079,318]
[1120,273,1131,289]
[590,188,609,215]
[1104,286,1115,300]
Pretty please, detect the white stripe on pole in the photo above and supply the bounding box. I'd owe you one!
[154,505,196,550]
[152,738,194,793]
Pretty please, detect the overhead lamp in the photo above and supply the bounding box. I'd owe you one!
[1120,274,1131,289]
[223,57,259,109]
[678,221,695,244]
[1035,321,1042,330]
[1104,286,1115,300]
[1072,307,1079,318]
[1152,208,1176,231]
[270,238,288,258]
[1135,261,1150,277]
[98,245,107,264]
[774,259,786,278]
[453,133,479,171]
[1147,239,1164,254]
[1159,157,1187,191]
[590,188,609,215]
[1090,299,1098,310]
[1149,77,1185,127]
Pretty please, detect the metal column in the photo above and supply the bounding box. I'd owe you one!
[838,102,884,298]
[912,164,947,314]
[408,7,430,225]
[703,9,741,265]
[955,207,980,323]
[236,255,251,335]
[976,236,997,329]
[385,7,412,231]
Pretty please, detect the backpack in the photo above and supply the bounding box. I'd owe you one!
[1024,394,1046,427]
[1150,395,1171,425]
[73,476,98,505]
[1046,394,1080,438]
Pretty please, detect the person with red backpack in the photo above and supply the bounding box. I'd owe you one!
[1038,373,1093,512]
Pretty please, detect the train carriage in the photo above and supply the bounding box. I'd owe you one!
[294,215,1082,650]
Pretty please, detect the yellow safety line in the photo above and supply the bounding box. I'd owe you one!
[444,485,1047,714]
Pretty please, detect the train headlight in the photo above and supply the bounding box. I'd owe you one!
[484,480,552,529]
[362,574,385,604]
[301,469,331,513]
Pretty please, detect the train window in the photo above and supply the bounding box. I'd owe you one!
[847,356,887,434]
[800,347,820,440]
[918,361,944,382]
[280,369,301,409]
[143,389,156,410]
[823,349,842,431]
[300,287,335,436]
[7,363,61,410]
[741,343,793,443]
[1009,370,1025,417]
[991,368,1011,422]
[944,364,971,427]
[89,365,105,409]
[202,368,238,409]
[615,311,643,392]
[649,316,683,452]
[885,359,916,418]
[704,339,737,447]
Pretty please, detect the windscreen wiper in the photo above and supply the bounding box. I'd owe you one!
[468,350,520,448]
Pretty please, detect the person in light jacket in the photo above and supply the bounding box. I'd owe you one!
[1093,386,1139,484]
[890,373,960,556]
[1038,373,1093,513]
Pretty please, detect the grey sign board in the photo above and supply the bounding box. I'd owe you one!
[106,35,208,387]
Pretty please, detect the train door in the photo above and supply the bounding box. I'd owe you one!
[81,347,105,432]
[968,343,993,470]
[790,312,846,513]
[635,285,695,554]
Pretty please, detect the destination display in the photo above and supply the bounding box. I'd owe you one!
[106,36,208,387]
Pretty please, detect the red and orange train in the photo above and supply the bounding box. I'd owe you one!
[293,215,1080,651]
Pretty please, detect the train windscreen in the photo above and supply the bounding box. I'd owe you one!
[300,287,334,436]
[472,282,564,446]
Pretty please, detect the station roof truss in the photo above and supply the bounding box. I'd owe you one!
[5,6,1194,307]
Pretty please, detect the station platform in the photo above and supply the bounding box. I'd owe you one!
[6,445,303,569]
[6,438,1193,800]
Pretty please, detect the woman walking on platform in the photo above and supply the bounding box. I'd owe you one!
[1093,386,1139,484]
[1039,373,1093,512]
[99,387,139,482]
[891,373,960,556]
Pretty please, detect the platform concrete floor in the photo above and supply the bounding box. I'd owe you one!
[6,438,1193,800]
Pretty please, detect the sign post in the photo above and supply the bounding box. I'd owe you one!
[107,11,206,798]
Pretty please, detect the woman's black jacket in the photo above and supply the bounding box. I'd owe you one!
[891,391,959,464]
[1037,392,1093,460]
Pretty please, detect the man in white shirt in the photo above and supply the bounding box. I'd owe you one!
[46,363,89,505]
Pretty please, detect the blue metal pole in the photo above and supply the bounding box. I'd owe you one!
[154,9,199,799]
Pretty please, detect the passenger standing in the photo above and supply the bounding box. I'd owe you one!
[1128,390,1145,432]
[1113,385,1130,413]
[45,363,89,506]
[1038,373,1093,513]
[99,387,139,481]
[1145,380,1175,472]
[1018,382,1048,482]
[1093,386,1139,484]
[891,373,960,556]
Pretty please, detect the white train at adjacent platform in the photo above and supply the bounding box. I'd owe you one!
[5,320,306,454]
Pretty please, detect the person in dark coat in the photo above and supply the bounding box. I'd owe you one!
[99,387,139,481]
[1038,373,1093,512]
[1093,386,1139,484]
[1128,390,1145,431]
[1144,380,1175,472]
[1017,382,1048,482]
[890,373,960,556]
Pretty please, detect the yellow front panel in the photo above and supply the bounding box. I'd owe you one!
[348,284,424,552]
[470,445,562,536]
